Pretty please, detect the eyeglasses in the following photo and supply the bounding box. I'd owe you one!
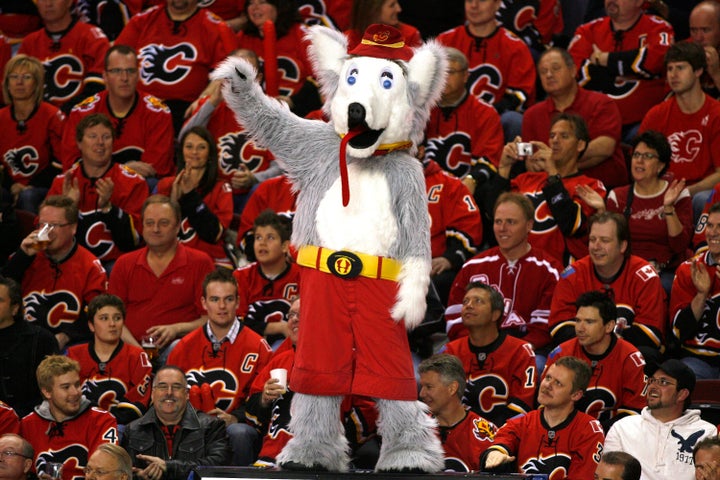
[84,467,123,477]
[106,68,138,76]
[631,151,659,160]
[0,451,31,459]
[8,74,34,82]
[153,383,187,392]
[646,377,676,387]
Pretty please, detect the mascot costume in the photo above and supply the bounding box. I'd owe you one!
[214,24,447,472]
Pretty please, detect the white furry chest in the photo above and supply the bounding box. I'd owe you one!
[316,166,398,256]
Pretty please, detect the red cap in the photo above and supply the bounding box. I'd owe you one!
[348,24,413,62]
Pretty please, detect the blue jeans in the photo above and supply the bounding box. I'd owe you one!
[682,356,720,379]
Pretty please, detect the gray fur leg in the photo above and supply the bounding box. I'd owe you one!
[276,393,350,472]
[374,399,445,473]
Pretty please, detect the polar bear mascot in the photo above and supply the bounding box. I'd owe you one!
[213,24,447,472]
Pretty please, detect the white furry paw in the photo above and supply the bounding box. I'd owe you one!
[211,57,256,93]
[391,257,430,330]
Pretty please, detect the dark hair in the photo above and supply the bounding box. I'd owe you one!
[631,130,671,176]
[0,276,23,321]
[350,0,394,34]
[76,113,115,143]
[538,47,575,69]
[242,0,301,38]
[464,281,505,314]
[709,201,720,216]
[694,435,720,460]
[202,268,238,298]
[142,194,182,224]
[601,451,642,480]
[40,195,79,224]
[253,209,292,243]
[87,294,126,324]
[551,112,590,158]
[554,356,592,393]
[178,126,219,197]
[575,290,617,325]
[665,41,707,71]
[494,191,534,222]
[104,44,137,69]
[153,365,188,387]
[417,354,466,401]
[589,211,630,256]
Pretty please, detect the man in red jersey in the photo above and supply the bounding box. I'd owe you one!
[116,0,238,133]
[545,290,646,430]
[61,45,175,189]
[640,42,720,217]
[109,195,215,352]
[20,356,118,480]
[47,114,148,269]
[481,356,605,479]
[549,212,667,363]
[18,0,109,112]
[2,195,107,350]
[568,0,673,140]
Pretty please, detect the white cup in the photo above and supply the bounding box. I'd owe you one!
[270,368,288,392]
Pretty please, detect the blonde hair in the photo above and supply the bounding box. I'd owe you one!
[36,355,80,392]
[3,55,45,105]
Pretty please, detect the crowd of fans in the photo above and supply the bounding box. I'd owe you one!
[2,0,720,478]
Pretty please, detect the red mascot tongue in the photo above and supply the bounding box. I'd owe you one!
[338,127,363,207]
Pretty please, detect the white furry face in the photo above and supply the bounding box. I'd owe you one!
[330,56,414,157]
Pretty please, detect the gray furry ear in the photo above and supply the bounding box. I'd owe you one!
[306,26,347,108]
[407,40,448,110]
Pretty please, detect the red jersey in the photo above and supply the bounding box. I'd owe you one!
[297,0,351,31]
[116,6,238,102]
[0,102,65,183]
[156,179,234,266]
[549,255,668,349]
[425,93,504,176]
[199,0,245,21]
[569,14,673,125]
[424,160,482,264]
[440,410,496,473]
[18,19,109,109]
[639,94,720,185]
[66,341,153,424]
[511,172,606,265]
[521,87,628,189]
[438,25,536,111]
[486,408,604,479]
[108,244,215,341]
[20,404,118,480]
[445,246,562,347]
[236,175,297,253]
[167,321,272,413]
[61,91,175,177]
[48,163,147,262]
[16,244,107,344]
[607,183,693,266]
[0,401,19,434]
[237,23,313,98]
[233,262,301,340]
[545,337,647,422]
[443,333,537,426]
[670,252,720,362]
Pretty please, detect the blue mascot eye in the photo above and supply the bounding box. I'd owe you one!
[380,70,394,90]
[347,68,358,85]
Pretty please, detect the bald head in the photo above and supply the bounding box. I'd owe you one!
[691,1,720,49]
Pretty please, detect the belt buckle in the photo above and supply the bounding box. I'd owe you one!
[327,250,363,279]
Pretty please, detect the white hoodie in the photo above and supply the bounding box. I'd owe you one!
[604,407,716,480]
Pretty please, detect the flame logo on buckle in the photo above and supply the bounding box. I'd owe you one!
[327,251,363,279]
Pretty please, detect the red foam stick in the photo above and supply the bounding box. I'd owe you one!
[262,20,279,97]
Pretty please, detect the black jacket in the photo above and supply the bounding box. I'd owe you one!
[121,405,230,480]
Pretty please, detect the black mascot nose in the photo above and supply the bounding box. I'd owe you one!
[347,103,366,129]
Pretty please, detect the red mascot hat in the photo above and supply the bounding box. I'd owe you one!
[348,24,414,62]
